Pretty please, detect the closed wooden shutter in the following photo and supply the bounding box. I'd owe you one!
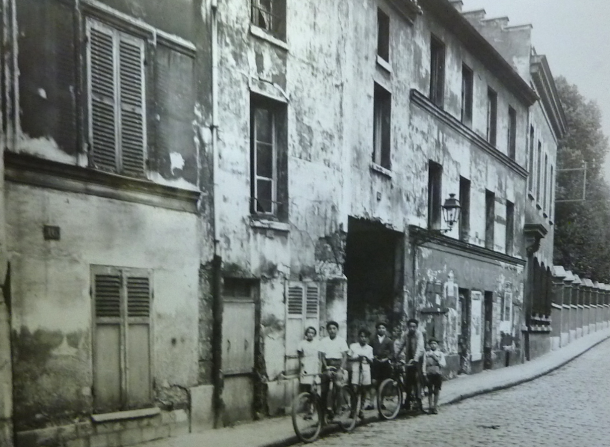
[88,20,117,172]
[118,35,146,176]
[125,273,151,408]
[306,284,319,318]
[287,285,304,316]
[93,270,122,412]
[92,266,152,412]
[87,19,146,176]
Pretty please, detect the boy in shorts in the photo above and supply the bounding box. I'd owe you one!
[349,328,373,417]
[319,321,349,417]
[422,337,446,414]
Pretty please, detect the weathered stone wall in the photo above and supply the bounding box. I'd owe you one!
[7,185,201,432]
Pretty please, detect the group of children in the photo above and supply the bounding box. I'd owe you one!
[297,319,446,416]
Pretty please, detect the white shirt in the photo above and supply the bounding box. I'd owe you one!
[319,335,349,359]
[298,339,320,383]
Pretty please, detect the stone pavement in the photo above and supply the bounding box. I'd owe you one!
[145,328,610,447]
[313,334,610,447]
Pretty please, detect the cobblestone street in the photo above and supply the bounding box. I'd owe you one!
[311,338,610,447]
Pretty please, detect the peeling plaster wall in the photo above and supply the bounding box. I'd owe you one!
[216,0,350,406]
[6,184,201,431]
[15,0,211,192]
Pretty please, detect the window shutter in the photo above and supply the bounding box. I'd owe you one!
[125,271,152,407]
[118,34,146,176]
[287,285,304,316]
[127,276,150,318]
[94,274,121,318]
[93,270,122,412]
[88,21,117,172]
[306,284,319,317]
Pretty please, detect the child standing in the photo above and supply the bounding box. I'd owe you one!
[297,326,320,393]
[422,337,446,414]
[348,328,374,417]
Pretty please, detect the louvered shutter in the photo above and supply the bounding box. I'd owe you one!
[93,269,122,412]
[88,20,117,172]
[125,271,152,408]
[287,284,304,316]
[306,284,319,318]
[118,34,146,176]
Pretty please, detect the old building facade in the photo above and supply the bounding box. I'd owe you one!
[463,7,568,359]
[0,0,575,446]
[6,0,216,446]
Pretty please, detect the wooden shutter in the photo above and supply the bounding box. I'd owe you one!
[92,267,152,412]
[287,284,304,316]
[88,20,117,172]
[306,284,319,318]
[93,269,122,412]
[118,34,146,176]
[125,272,152,408]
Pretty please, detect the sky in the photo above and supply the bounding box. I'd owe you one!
[461,0,610,182]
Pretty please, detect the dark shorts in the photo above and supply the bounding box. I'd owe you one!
[426,373,443,391]
[371,360,393,382]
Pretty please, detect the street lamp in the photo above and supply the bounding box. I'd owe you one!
[441,193,461,233]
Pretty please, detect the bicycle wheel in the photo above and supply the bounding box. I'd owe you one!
[335,386,358,432]
[377,378,402,420]
[292,392,322,443]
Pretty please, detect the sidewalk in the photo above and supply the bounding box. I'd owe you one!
[148,328,610,447]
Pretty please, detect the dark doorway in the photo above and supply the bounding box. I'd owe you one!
[458,288,470,374]
[344,217,404,342]
[483,291,493,370]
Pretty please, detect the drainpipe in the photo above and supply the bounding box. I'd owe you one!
[209,0,224,429]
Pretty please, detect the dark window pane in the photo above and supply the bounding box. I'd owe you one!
[254,108,272,144]
[256,179,273,213]
[256,142,273,179]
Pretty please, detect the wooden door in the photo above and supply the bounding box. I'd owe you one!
[222,280,256,424]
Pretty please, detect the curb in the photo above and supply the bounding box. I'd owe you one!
[442,333,610,407]
[260,333,610,447]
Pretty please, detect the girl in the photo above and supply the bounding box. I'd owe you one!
[297,326,320,392]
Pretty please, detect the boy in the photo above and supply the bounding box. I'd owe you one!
[422,337,446,414]
[319,321,349,417]
[395,318,425,412]
[349,328,374,417]
[370,322,394,409]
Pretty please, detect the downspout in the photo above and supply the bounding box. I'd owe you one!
[209,0,224,429]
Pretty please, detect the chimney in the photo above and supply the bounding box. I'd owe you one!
[449,0,463,12]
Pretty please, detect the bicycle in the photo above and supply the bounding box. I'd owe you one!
[292,366,358,443]
[377,360,407,420]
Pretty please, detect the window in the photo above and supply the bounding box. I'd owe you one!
[459,176,470,242]
[501,290,513,322]
[543,154,549,213]
[505,200,514,255]
[430,35,445,108]
[428,161,443,230]
[536,141,542,203]
[528,126,535,192]
[486,87,497,146]
[250,95,287,217]
[377,8,390,62]
[485,190,495,250]
[508,106,517,160]
[92,266,152,413]
[550,165,555,220]
[87,19,146,176]
[461,64,473,126]
[373,83,392,169]
[251,0,286,40]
